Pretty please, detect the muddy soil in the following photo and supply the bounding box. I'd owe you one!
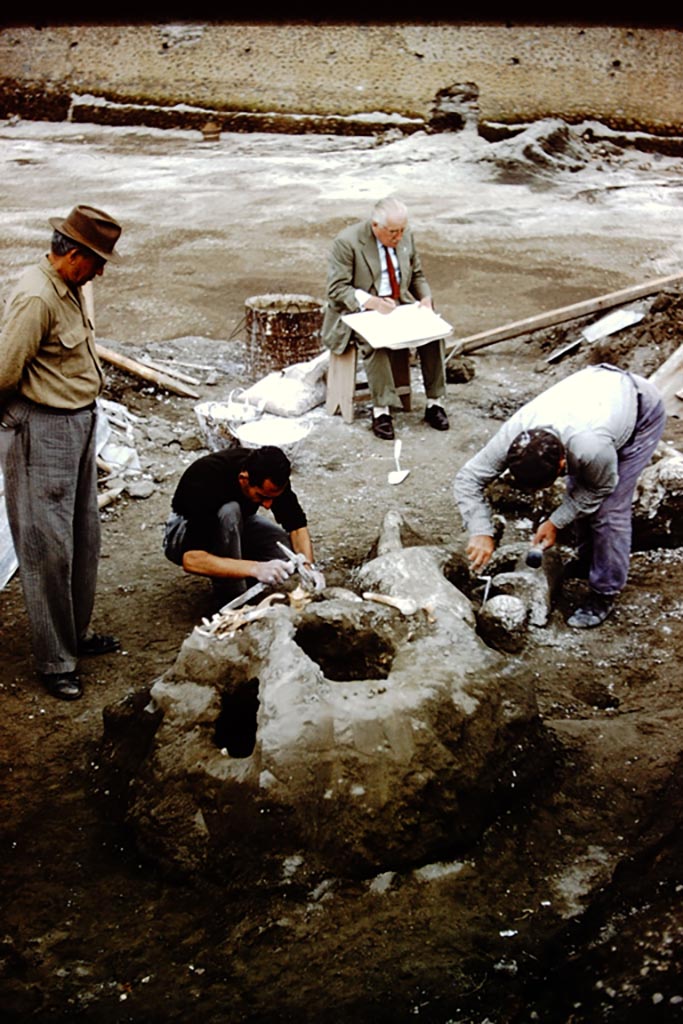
[2,121,683,1023]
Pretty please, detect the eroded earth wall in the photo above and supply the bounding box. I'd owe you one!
[0,21,682,133]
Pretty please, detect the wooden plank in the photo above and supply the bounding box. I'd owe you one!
[649,342,683,414]
[445,272,683,359]
[83,282,200,398]
[137,356,202,386]
[96,344,200,399]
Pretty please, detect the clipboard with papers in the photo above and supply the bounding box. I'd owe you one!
[341,303,453,350]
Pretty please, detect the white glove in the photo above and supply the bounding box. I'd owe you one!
[308,568,326,593]
[253,559,295,586]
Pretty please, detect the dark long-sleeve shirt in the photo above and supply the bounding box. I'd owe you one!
[171,448,307,552]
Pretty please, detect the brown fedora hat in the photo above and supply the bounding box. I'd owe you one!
[49,204,122,262]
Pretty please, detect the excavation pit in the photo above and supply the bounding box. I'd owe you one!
[214,677,260,758]
[294,618,398,681]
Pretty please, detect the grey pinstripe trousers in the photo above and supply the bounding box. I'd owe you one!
[0,397,100,674]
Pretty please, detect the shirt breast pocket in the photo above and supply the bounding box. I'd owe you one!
[57,326,91,377]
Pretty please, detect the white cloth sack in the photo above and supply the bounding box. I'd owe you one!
[241,350,330,418]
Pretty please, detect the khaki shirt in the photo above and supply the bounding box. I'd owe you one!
[0,256,104,410]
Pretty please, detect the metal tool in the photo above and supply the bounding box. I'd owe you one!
[525,546,544,568]
[388,438,410,485]
[219,580,268,613]
[477,574,493,607]
[276,541,318,588]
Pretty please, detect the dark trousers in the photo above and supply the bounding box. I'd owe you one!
[0,397,100,674]
[357,336,446,409]
[163,502,289,605]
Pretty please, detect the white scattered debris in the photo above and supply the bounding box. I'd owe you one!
[368,871,396,894]
[281,854,304,879]
[412,860,466,882]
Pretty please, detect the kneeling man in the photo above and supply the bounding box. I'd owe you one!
[164,444,324,607]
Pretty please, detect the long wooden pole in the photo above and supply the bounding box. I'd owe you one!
[82,281,200,398]
[95,344,200,399]
[445,272,683,360]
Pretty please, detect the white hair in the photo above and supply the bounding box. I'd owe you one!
[372,197,408,226]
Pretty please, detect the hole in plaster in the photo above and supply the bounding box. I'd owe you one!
[294,621,395,681]
[214,677,260,758]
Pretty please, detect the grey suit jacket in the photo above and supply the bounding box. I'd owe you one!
[321,219,431,355]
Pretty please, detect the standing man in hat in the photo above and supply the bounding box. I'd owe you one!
[322,196,449,441]
[0,204,123,701]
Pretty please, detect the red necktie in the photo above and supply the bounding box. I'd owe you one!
[384,246,401,300]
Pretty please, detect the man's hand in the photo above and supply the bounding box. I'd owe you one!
[364,295,397,315]
[533,520,557,550]
[307,568,326,593]
[418,296,433,310]
[252,559,295,586]
[466,534,495,572]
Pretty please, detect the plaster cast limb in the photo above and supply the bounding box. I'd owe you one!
[467,534,495,572]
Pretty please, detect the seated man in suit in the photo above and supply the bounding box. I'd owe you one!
[322,196,449,441]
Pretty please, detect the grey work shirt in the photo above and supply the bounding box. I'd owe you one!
[0,256,104,410]
[454,364,641,537]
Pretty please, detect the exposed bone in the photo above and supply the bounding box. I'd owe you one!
[195,592,287,638]
[322,587,363,603]
[288,584,313,611]
[97,486,125,509]
[362,591,419,616]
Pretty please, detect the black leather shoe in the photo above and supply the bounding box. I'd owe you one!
[425,404,449,431]
[371,413,394,441]
[78,633,121,656]
[41,671,83,701]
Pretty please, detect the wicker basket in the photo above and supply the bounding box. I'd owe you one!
[244,293,324,378]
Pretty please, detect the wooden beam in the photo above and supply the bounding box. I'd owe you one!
[96,344,200,399]
[83,281,200,398]
[446,272,683,360]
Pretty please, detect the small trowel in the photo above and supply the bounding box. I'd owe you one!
[388,438,410,485]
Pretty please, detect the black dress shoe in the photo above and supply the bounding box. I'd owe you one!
[40,671,83,701]
[425,404,449,431]
[78,633,121,656]
[371,413,395,440]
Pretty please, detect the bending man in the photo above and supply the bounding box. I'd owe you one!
[453,364,666,628]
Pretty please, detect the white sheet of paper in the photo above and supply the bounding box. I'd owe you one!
[342,303,453,349]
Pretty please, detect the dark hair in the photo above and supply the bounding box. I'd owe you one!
[50,229,99,261]
[243,445,291,488]
[506,428,564,489]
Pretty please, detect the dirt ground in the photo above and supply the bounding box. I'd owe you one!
[2,120,683,1023]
